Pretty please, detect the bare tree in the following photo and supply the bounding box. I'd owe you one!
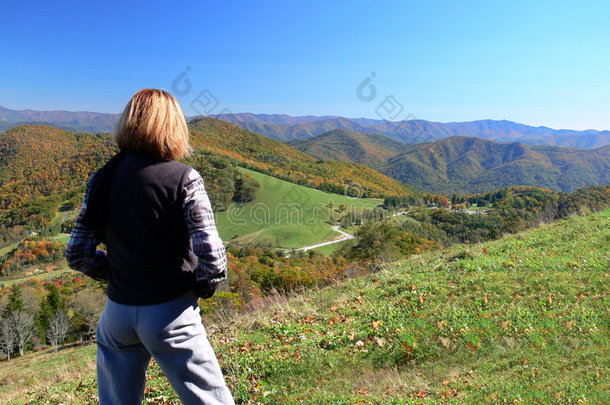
[46,310,70,352]
[69,289,105,340]
[21,287,41,313]
[0,317,15,360]
[10,310,35,356]
[0,295,7,316]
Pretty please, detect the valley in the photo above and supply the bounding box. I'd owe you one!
[215,168,380,249]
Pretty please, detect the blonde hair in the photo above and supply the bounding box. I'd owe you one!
[115,88,192,160]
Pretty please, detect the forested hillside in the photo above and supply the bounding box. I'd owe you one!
[285,130,610,195]
[0,126,115,245]
[287,129,410,169]
[380,136,610,194]
[382,185,610,247]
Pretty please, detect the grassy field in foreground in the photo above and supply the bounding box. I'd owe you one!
[215,168,382,249]
[0,344,97,403]
[4,209,609,404]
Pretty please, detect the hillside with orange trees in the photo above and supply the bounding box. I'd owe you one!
[0,126,115,199]
[0,125,115,243]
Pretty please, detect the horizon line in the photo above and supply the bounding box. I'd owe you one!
[1,104,608,133]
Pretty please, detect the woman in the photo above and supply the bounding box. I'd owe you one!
[66,88,235,404]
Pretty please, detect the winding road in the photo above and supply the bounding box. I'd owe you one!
[293,210,412,252]
[289,209,413,253]
[295,225,356,252]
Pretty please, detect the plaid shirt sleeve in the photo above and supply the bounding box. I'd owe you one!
[183,168,228,284]
[65,174,109,282]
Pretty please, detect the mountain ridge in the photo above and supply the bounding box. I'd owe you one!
[0,106,119,133]
[212,112,610,148]
[2,106,609,148]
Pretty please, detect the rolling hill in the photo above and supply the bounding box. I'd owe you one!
[0,125,116,232]
[215,168,381,248]
[380,136,610,194]
[286,130,610,195]
[287,129,411,169]
[187,117,417,198]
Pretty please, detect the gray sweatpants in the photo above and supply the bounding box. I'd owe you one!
[96,290,235,404]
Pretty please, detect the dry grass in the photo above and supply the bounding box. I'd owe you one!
[0,343,96,404]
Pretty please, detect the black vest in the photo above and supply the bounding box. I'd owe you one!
[86,152,199,305]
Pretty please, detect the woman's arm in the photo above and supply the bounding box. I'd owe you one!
[182,168,228,285]
[65,175,109,281]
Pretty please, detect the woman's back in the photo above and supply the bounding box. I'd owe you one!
[103,152,199,305]
[65,88,235,404]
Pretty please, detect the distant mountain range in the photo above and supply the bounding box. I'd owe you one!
[212,113,610,148]
[2,106,609,149]
[287,129,609,194]
[0,106,119,133]
[1,106,608,195]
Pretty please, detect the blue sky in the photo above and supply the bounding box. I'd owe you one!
[1,0,609,130]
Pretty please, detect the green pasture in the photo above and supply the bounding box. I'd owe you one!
[215,168,382,249]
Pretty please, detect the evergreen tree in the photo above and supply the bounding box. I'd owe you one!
[37,284,65,342]
[3,285,24,317]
